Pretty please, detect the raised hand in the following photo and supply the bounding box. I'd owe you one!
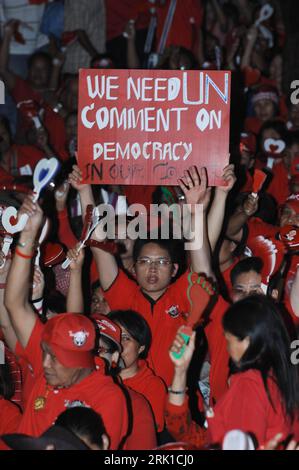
[178,166,211,213]
[169,327,196,370]
[68,164,88,192]
[66,245,85,271]
[243,193,259,216]
[19,194,43,235]
[217,163,236,193]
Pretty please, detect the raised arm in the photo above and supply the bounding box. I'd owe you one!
[68,164,95,217]
[69,164,118,291]
[125,20,140,69]
[178,166,213,278]
[0,20,17,92]
[208,164,236,252]
[226,193,258,240]
[4,196,43,348]
[241,25,258,69]
[66,246,85,313]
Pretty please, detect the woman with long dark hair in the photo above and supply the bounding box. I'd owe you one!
[167,295,299,448]
[208,294,298,446]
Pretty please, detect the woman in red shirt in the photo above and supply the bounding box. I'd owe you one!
[108,310,167,434]
[166,295,299,448]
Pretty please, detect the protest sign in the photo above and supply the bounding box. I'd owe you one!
[78,69,231,185]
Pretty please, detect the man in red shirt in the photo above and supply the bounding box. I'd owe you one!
[84,166,214,386]
[4,196,129,450]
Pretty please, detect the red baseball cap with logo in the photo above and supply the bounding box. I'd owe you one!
[41,313,96,368]
[92,314,122,352]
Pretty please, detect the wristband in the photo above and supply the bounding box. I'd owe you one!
[15,248,34,259]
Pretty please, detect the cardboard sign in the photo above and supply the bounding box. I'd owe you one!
[78,69,231,186]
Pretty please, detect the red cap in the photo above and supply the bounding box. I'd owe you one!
[240,132,256,154]
[92,314,122,351]
[41,314,96,369]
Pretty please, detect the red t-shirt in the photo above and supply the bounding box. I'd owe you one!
[16,319,128,450]
[106,0,150,41]
[0,398,22,435]
[204,296,230,405]
[122,360,167,432]
[208,369,292,447]
[247,217,278,241]
[15,319,45,407]
[103,270,190,386]
[156,0,203,52]
[8,144,43,176]
[0,166,13,184]
[123,388,157,450]
[255,160,290,206]
[12,77,67,159]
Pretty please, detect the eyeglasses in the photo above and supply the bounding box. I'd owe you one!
[135,257,172,268]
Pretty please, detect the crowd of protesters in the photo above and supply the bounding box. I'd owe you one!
[0,0,299,451]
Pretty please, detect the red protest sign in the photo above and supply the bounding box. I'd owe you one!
[78,69,231,185]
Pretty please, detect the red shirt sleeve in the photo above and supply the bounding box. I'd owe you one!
[165,397,207,448]
[103,270,139,309]
[57,208,78,249]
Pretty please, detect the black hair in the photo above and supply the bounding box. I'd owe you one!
[0,363,15,400]
[257,120,288,152]
[230,257,263,286]
[55,407,106,448]
[0,115,12,137]
[286,130,299,149]
[253,193,278,225]
[222,295,299,420]
[108,310,152,359]
[28,51,52,71]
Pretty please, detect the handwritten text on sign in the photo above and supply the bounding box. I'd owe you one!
[78,69,231,185]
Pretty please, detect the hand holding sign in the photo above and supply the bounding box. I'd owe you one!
[178,166,211,212]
